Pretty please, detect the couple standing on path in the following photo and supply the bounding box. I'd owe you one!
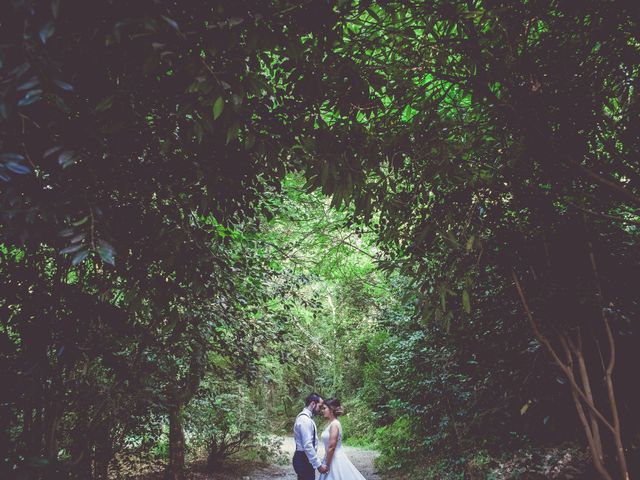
[292,393,367,480]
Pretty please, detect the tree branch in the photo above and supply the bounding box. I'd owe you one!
[511,271,615,433]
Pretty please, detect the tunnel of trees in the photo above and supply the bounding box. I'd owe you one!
[1,1,639,479]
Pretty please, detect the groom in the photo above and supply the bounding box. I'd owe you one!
[293,393,329,479]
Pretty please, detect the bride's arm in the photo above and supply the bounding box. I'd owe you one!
[323,423,340,469]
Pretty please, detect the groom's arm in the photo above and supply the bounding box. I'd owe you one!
[298,417,321,469]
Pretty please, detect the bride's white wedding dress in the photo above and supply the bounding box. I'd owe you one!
[319,420,367,480]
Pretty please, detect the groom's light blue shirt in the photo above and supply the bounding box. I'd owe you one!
[294,406,321,469]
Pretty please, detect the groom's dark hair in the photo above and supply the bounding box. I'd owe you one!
[305,392,322,406]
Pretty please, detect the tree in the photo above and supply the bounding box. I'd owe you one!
[3,1,640,478]
[1,2,351,477]
[301,1,640,477]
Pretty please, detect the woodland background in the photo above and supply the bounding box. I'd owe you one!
[1,1,639,479]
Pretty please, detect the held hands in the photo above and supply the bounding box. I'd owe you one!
[318,464,329,474]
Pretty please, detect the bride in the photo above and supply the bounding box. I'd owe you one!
[319,398,367,480]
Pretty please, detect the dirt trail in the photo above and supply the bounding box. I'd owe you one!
[139,436,384,480]
[244,436,383,480]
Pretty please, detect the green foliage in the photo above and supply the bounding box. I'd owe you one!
[374,416,419,471]
[185,381,264,468]
[337,398,377,448]
[0,0,349,475]
[151,435,170,460]
[2,0,640,479]
[300,1,640,477]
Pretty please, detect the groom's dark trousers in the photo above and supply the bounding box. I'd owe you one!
[292,451,315,480]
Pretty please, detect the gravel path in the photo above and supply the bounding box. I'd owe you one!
[244,436,383,480]
[137,436,384,480]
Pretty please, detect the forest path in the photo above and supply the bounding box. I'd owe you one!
[242,436,383,480]
[177,436,384,480]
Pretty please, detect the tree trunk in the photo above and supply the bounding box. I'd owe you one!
[69,409,92,478]
[560,336,612,480]
[512,272,626,480]
[71,443,92,479]
[93,423,113,480]
[25,401,43,454]
[0,404,12,478]
[163,340,204,480]
[22,400,37,454]
[164,403,186,480]
[43,403,59,462]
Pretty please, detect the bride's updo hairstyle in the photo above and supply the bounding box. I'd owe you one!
[324,398,345,417]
